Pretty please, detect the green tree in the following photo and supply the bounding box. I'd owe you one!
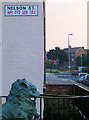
[76,55,89,67]
[45,60,51,69]
[47,47,68,65]
[76,56,81,66]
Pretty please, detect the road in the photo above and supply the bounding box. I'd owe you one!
[46,72,89,91]
[46,72,74,85]
[57,71,78,82]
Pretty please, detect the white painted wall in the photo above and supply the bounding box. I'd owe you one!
[1,0,44,97]
[87,2,89,49]
[0,1,2,96]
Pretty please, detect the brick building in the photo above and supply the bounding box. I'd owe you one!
[60,47,87,70]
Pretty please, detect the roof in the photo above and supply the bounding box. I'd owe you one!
[63,47,84,54]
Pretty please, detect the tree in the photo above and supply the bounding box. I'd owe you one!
[76,56,81,66]
[76,55,89,67]
[45,60,51,69]
[47,47,68,65]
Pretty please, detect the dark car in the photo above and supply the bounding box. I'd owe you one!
[72,70,79,75]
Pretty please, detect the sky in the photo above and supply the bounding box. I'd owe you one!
[46,0,89,51]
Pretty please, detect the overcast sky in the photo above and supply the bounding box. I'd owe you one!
[46,0,88,51]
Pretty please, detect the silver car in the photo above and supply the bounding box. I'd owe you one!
[77,73,87,83]
[83,74,89,86]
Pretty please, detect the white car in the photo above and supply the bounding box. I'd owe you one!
[77,73,87,83]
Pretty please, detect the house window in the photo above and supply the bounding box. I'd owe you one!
[72,58,74,61]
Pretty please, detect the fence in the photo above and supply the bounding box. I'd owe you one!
[40,94,89,120]
[0,94,89,120]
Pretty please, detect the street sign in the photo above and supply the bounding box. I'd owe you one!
[5,5,38,16]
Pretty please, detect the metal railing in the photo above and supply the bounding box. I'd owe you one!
[0,95,89,120]
[39,94,89,120]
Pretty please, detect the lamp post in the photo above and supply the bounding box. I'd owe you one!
[81,47,82,72]
[68,34,73,80]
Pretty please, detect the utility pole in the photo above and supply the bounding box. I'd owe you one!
[81,47,82,72]
[68,34,73,80]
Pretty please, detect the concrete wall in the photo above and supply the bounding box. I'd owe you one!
[1,0,44,97]
[87,2,89,49]
[0,1,2,96]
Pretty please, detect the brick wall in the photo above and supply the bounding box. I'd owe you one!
[75,48,87,58]
[46,84,75,95]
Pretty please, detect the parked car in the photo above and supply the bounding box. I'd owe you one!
[77,73,87,83]
[72,70,79,75]
[83,74,89,86]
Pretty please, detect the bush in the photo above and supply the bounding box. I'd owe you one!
[46,69,59,73]
[44,99,83,120]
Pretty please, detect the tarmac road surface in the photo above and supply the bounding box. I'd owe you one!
[46,72,89,91]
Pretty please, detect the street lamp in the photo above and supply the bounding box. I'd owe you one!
[68,34,73,80]
[81,47,82,72]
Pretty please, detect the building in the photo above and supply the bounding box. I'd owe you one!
[0,0,45,114]
[75,47,87,58]
[87,2,89,49]
[61,47,87,70]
